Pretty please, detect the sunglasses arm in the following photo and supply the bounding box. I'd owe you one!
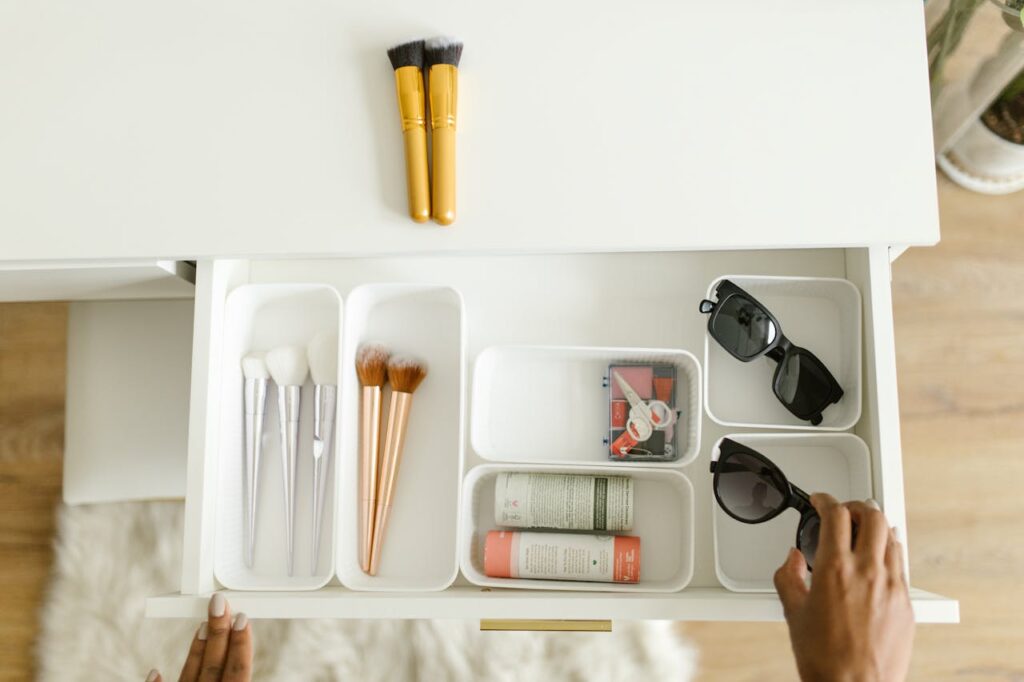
[789,483,814,513]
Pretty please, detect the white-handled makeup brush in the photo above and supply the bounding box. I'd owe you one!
[241,352,269,569]
[307,331,338,572]
[266,345,309,577]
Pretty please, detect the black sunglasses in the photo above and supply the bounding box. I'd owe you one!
[699,279,843,426]
[710,438,836,570]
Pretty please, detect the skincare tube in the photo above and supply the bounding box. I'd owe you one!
[483,530,640,584]
[494,473,634,531]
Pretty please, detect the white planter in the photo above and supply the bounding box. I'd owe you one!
[938,116,1024,194]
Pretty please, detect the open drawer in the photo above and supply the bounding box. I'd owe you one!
[145,246,959,623]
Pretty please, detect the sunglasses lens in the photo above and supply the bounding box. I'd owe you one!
[797,513,821,569]
[775,349,834,417]
[712,295,776,359]
[715,451,787,522]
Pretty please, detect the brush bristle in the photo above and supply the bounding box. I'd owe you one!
[387,356,428,394]
[307,331,338,385]
[387,39,425,70]
[265,346,309,387]
[424,36,463,68]
[241,352,269,380]
[356,344,390,387]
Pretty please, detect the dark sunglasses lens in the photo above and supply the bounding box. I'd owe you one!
[776,350,833,416]
[715,452,788,522]
[798,513,821,569]
[711,295,776,359]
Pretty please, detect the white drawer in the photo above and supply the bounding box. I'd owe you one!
[145,247,959,623]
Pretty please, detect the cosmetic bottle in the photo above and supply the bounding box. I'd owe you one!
[484,530,640,584]
[494,472,634,531]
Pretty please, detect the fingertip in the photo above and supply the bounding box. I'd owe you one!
[810,492,839,512]
[145,669,160,682]
[209,592,228,619]
[232,612,249,632]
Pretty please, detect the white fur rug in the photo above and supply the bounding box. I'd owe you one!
[38,502,697,681]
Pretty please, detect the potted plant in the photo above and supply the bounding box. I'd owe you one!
[939,67,1024,193]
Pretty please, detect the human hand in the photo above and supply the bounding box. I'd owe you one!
[774,494,915,682]
[146,593,253,682]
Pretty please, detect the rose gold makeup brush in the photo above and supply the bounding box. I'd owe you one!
[356,344,389,574]
[368,356,427,576]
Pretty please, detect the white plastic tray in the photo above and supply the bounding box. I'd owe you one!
[703,275,862,430]
[335,283,466,592]
[710,433,873,592]
[471,346,701,468]
[460,463,695,593]
[213,284,342,590]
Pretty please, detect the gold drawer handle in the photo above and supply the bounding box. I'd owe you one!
[479,619,612,632]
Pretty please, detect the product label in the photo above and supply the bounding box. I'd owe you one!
[495,473,633,531]
[509,532,640,583]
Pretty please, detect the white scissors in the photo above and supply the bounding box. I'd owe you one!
[613,371,676,441]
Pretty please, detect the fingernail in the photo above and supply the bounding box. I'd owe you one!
[197,622,208,641]
[233,612,248,631]
[146,670,160,682]
[865,498,881,510]
[209,593,226,618]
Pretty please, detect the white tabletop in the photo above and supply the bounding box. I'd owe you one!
[0,0,939,261]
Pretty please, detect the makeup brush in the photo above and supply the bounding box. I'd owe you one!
[307,331,338,571]
[425,36,463,226]
[387,39,430,223]
[241,352,269,569]
[368,356,427,575]
[356,344,390,573]
[265,345,309,577]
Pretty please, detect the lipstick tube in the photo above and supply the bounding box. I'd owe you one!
[429,63,458,226]
[394,66,430,222]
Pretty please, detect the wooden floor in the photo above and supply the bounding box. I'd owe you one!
[0,303,67,682]
[1,176,1023,681]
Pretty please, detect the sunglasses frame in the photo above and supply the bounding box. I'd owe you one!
[699,279,844,426]
[709,438,819,567]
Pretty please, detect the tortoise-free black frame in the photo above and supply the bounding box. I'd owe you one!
[699,279,844,426]
[709,438,821,570]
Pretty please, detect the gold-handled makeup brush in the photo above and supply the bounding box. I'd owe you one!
[425,36,463,226]
[387,40,430,223]
[356,344,389,574]
[368,356,428,576]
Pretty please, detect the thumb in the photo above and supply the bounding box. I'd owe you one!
[773,547,809,617]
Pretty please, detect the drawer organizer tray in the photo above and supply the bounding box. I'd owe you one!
[213,284,342,590]
[335,284,466,592]
[471,346,701,468]
[710,433,873,592]
[460,463,695,593]
[149,248,959,623]
[703,275,862,431]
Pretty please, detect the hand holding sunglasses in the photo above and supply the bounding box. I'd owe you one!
[700,279,843,425]
[710,438,857,570]
[774,494,913,682]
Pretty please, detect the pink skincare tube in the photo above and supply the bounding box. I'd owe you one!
[484,530,640,584]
